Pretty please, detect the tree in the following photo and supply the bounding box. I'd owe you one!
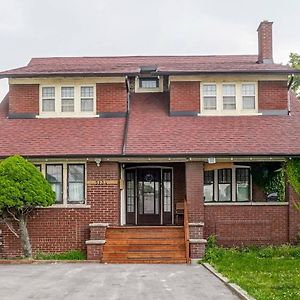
[0,155,55,258]
[289,53,300,98]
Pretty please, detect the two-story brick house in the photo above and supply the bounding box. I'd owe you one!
[0,21,300,263]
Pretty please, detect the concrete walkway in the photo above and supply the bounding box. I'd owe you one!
[0,263,239,300]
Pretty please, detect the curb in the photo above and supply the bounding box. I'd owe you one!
[0,260,99,265]
[202,263,256,300]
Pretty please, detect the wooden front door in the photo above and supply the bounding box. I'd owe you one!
[137,168,161,225]
[125,167,173,226]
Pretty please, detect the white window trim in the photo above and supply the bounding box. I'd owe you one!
[38,162,88,207]
[135,76,164,93]
[39,84,97,118]
[205,165,252,202]
[200,82,259,116]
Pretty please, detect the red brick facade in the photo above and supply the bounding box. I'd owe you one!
[0,162,120,258]
[9,84,39,115]
[170,81,200,113]
[258,81,287,110]
[96,83,127,114]
[0,162,300,258]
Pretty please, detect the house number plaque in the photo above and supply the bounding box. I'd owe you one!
[87,180,119,185]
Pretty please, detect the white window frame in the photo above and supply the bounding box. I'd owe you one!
[203,83,217,110]
[39,84,97,118]
[135,76,164,93]
[204,165,252,202]
[200,82,258,115]
[38,162,88,207]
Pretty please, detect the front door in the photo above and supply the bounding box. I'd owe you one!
[137,169,161,225]
[125,167,173,225]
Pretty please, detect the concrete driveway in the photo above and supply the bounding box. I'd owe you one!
[0,263,239,300]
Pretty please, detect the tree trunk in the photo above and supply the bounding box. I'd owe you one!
[18,214,32,258]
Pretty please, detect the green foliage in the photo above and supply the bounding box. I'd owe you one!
[289,53,300,98]
[34,250,86,260]
[0,155,55,212]
[251,164,285,201]
[203,245,300,300]
[286,159,300,200]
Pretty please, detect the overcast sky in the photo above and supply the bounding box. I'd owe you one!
[1,0,300,100]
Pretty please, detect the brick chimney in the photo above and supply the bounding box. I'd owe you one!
[257,20,273,64]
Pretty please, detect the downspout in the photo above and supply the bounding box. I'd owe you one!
[122,76,131,155]
[287,75,294,116]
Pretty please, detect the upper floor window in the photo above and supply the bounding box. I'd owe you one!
[203,84,217,110]
[242,84,256,109]
[135,76,164,93]
[222,84,236,110]
[201,82,257,115]
[39,85,96,117]
[61,87,75,112]
[139,78,159,89]
[42,87,55,112]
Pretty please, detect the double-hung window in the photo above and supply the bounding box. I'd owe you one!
[203,84,217,110]
[46,165,63,204]
[218,169,232,201]
[204,170,214,202]
[42,87,55,112]
[222,84,236,110]
[242,84,256,109]
[81,87,94,112]
[68,164,85,203]
[61,87,75,112]
[236,168,250,201]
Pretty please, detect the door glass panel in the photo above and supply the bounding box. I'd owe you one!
[126,171,135,213]
[143,181,155,214]
[163,170,172,212]
[138,181,143,214]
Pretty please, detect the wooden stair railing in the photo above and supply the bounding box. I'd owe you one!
[183,199,190,263]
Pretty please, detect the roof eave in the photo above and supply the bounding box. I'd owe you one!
[0,69,298,79]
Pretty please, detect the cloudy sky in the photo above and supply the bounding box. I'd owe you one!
[0,0,300,100]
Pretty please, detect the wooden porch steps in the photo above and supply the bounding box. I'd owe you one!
[102,226,187,264]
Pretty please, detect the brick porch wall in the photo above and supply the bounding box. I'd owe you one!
[0,162,120,258]
[204,204,289,246]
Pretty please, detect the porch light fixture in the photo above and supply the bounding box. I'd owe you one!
[208,157,216,164]
[95,158,102,167]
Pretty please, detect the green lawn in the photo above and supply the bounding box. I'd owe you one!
[203,242,300,300]
[34,250,86,260]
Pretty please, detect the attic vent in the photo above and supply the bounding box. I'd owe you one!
[140,66,157,74]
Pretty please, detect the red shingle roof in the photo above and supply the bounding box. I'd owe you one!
[124,93,300,156]
[0,96,125,157]
[1,91,300,158]
[0,55,295,78]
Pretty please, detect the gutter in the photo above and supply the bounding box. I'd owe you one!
[1,70,299,79]
[287,75,294,115]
